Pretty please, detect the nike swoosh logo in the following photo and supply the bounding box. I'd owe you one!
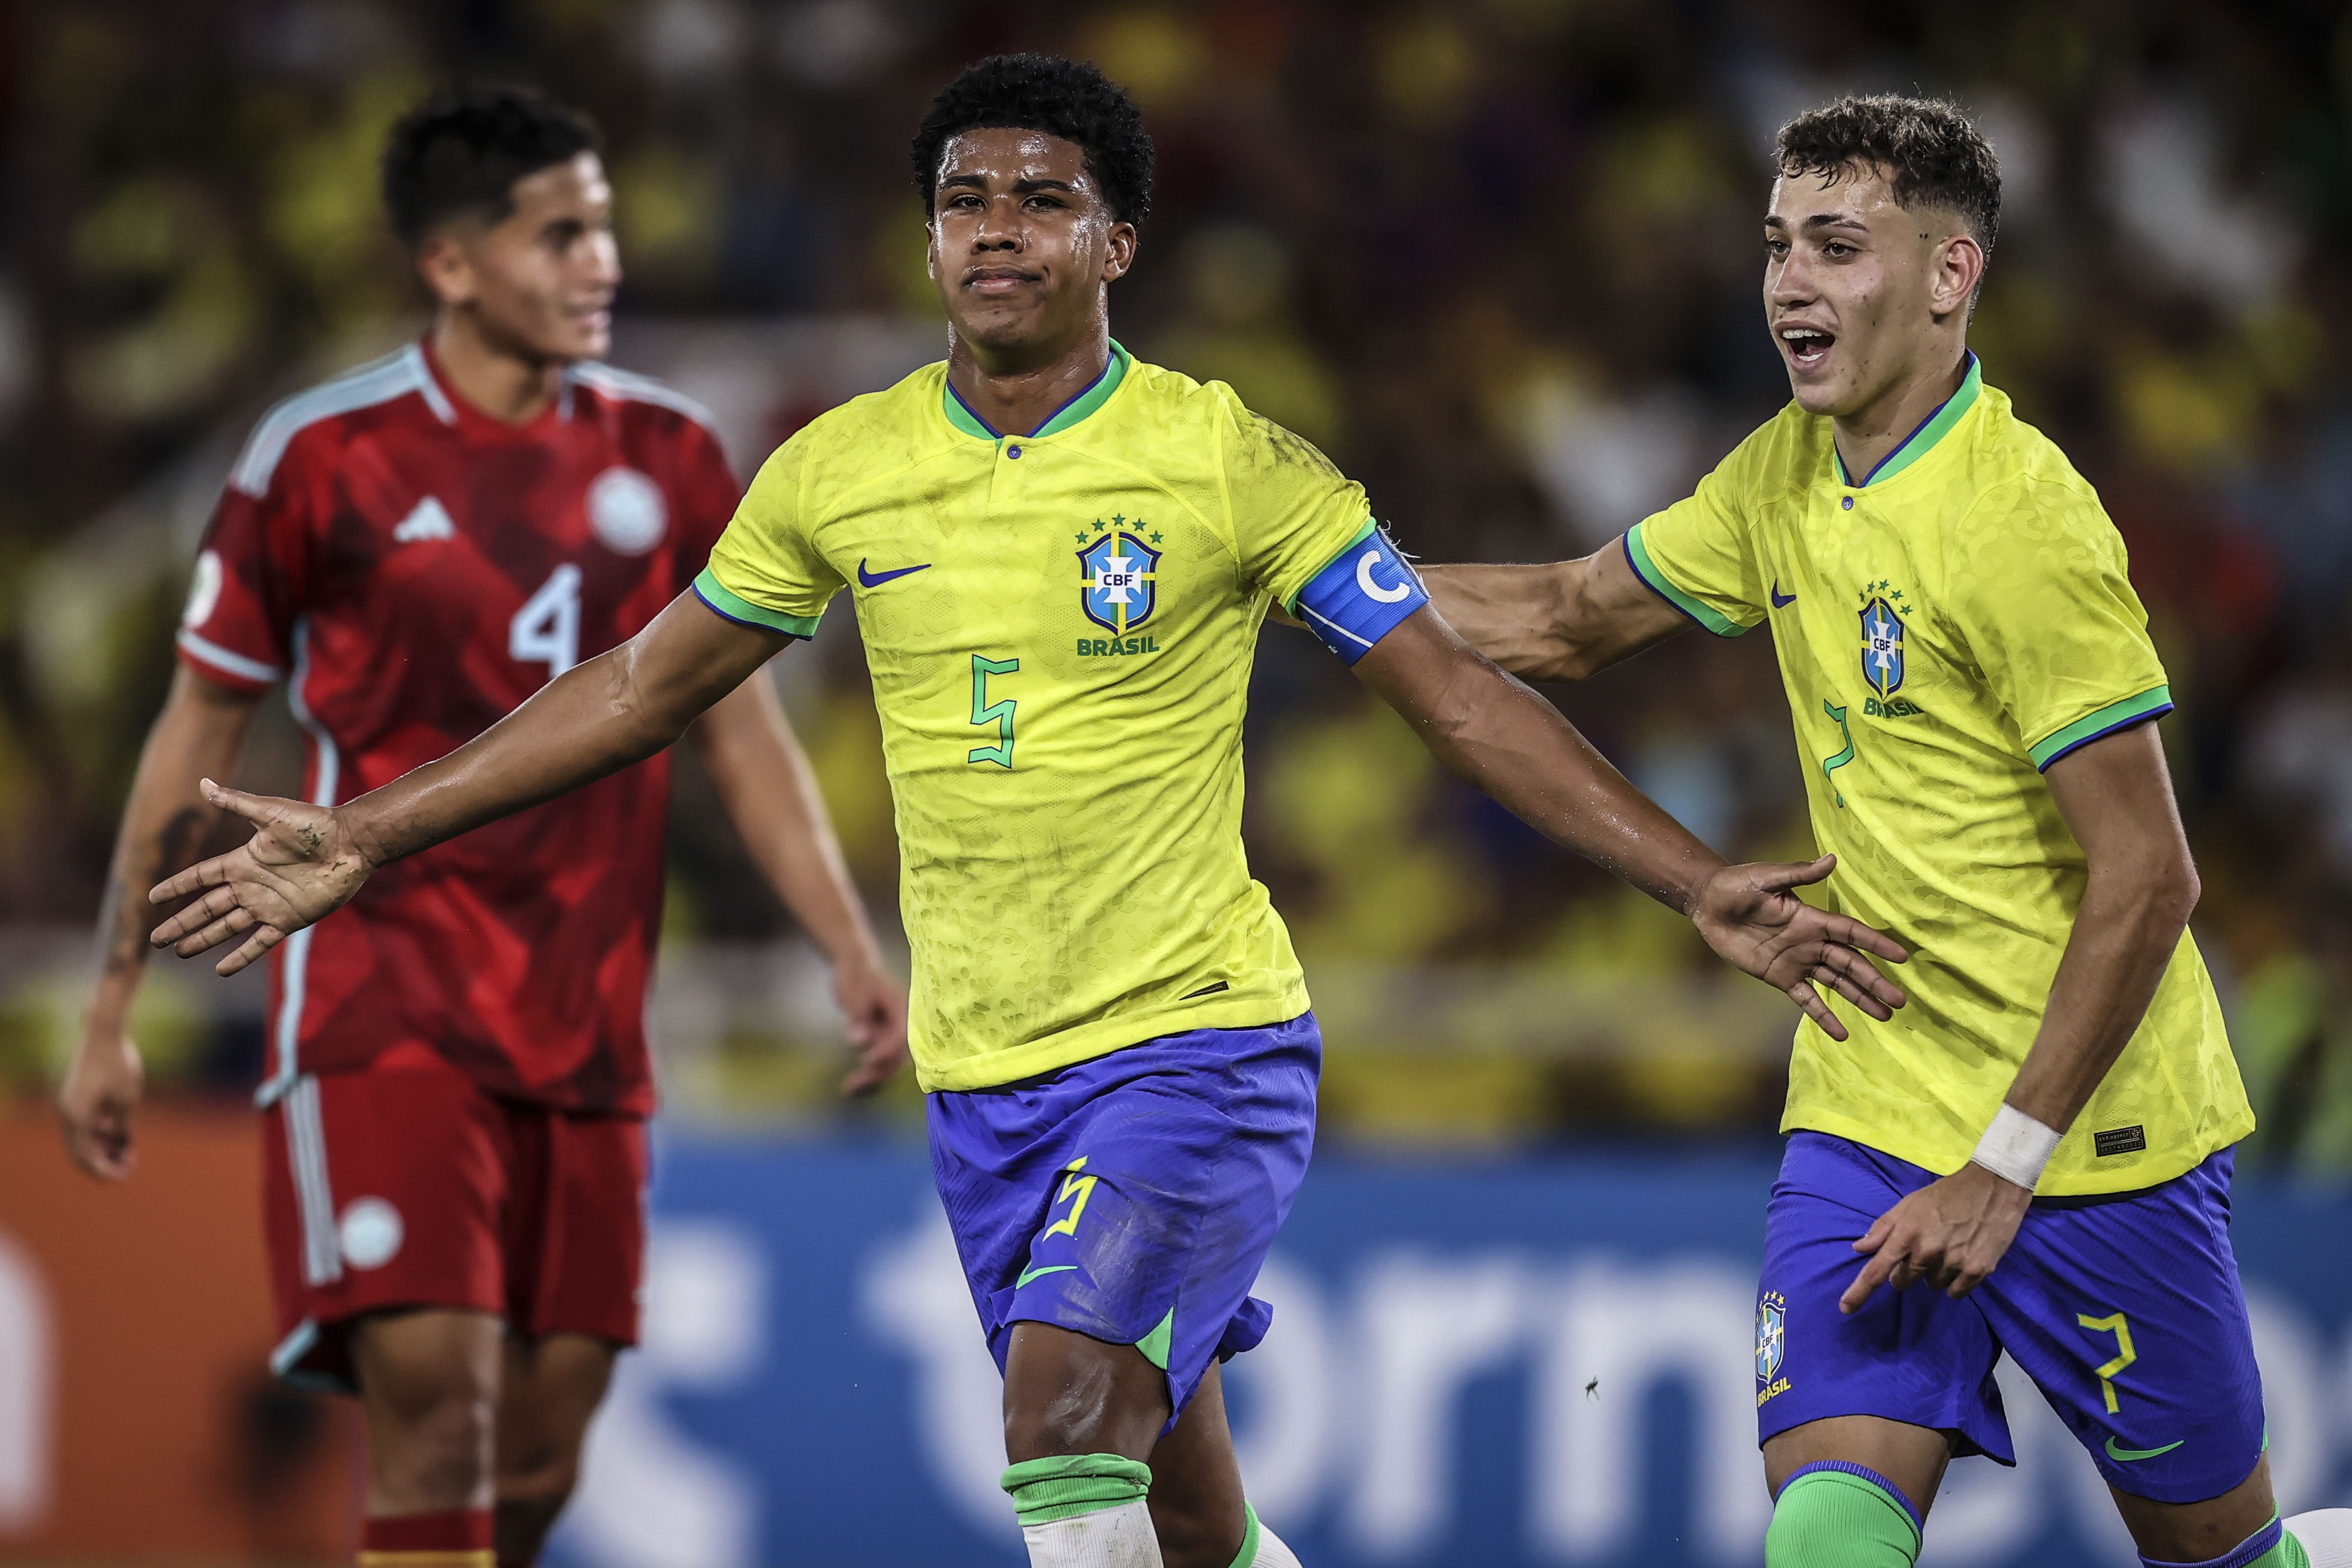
[1770,582,1798,608]
[1016,1264,1078,1289]
[858,559,932,588]
[2104,1436,2185,1463]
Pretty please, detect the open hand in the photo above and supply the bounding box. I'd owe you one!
[1692,855,1907,1040]
[835,959,912,1096]
[1842,1162,2031,1312]
[146,780,373,975]
[58,1026,145,1181]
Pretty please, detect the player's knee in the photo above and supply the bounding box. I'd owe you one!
[1766,1465,1922,1567]
[496,1450,579,1522]
[1003,1389,1117,1463]
[1001,1336,1164,1462]
[373,1384,496,1507]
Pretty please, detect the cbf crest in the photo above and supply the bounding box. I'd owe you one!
[1860,582,1909,698]
[1078,516,1161,635]
[1756,1292,1786,1382]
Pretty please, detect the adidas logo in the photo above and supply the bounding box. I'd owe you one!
[392,497,456,543]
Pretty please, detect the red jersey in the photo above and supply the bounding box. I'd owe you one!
[176,342,739,1116]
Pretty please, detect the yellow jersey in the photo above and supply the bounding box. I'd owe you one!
[697,345,1374,1091]
[1628,355,2252,1193]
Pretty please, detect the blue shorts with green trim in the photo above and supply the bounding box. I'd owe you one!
[926,1014,1319,1427]
[1758,1132,2264,1505]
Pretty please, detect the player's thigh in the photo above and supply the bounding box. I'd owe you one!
[1756,1134,2012,1486]
[1003,1320,1172,1463]
[1145,1360,1248,1567]
[497,1331,619,1486]
[937,1021,1318,1442]
[1763,1415,1955,1517]
[1976,1151,2268,1536]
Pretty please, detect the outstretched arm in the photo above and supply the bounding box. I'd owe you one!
[61,667,263,1178]
[1416,543,1689,682]
[689,671,909,1095]
[1840,722,2197,1310]
[151,593,790,973]
[1353,607,1906,1036]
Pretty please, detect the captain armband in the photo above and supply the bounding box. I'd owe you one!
[1969,1102,2063,1192]
[1291,523,1429,665]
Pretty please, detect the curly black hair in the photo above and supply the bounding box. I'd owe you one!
[1775,94,2001,258]
[381,83,603,249]
[910,54,1154,226]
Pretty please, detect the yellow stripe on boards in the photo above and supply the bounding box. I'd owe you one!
[356,1551,495,1567]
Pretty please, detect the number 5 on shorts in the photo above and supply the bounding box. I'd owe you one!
[2077,1310,2137,1413]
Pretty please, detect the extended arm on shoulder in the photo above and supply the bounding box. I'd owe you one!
[1418,541,1688,682]
[1349,607,1906,1037]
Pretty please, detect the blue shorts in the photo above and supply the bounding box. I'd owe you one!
[926,1013,1319,1426]
[1756,1132,2264,1505]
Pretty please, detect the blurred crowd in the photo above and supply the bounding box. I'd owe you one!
[4,0,2352,1165]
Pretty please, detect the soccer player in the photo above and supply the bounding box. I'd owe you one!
[1419,95,2352,1568]
[56,85,907,1568]
[141,58,1907,1568]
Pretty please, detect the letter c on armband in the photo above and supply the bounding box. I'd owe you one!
[1294,524,1430,665]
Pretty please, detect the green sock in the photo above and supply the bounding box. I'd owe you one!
[1000,1453,1154,1529]
[1226,1505,1262,1568]
[1766,1465,1921,1567]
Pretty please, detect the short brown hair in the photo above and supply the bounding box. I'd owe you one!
[1775,93,2001,258]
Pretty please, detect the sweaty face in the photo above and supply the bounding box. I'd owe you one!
[429,152,621,363]
[1762,166,1957,417]
[927,128,1134,357]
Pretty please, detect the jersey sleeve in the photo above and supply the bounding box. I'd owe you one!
[694,430,837,637]
[1950,480,2173,771]
[1215,387,1380,612]
[175,436,319,691]
[1622,452,1767,637]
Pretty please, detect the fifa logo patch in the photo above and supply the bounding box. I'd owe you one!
[1756,1290,1788,1386]
[1078,515,1161,635]
[1860,581,1909,698]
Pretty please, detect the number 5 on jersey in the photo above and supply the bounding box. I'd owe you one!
[969,654,1018,768]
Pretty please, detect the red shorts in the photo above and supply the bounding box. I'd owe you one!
[261,1062,647,1389]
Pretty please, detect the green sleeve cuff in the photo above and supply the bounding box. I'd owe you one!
[692,567,822,638]
[2029,685,2174,770]
[1283,516,1380,615]
[1623,523,1750,638]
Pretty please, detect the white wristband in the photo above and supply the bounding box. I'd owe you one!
[1970,1103,2062,1192]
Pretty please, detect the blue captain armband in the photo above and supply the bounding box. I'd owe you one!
[1291,523,1429,664]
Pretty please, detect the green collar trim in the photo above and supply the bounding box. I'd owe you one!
[943,340,1132,442]
[1835,353,1981,487]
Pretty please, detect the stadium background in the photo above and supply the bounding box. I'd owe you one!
[2,0,2352,1563]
